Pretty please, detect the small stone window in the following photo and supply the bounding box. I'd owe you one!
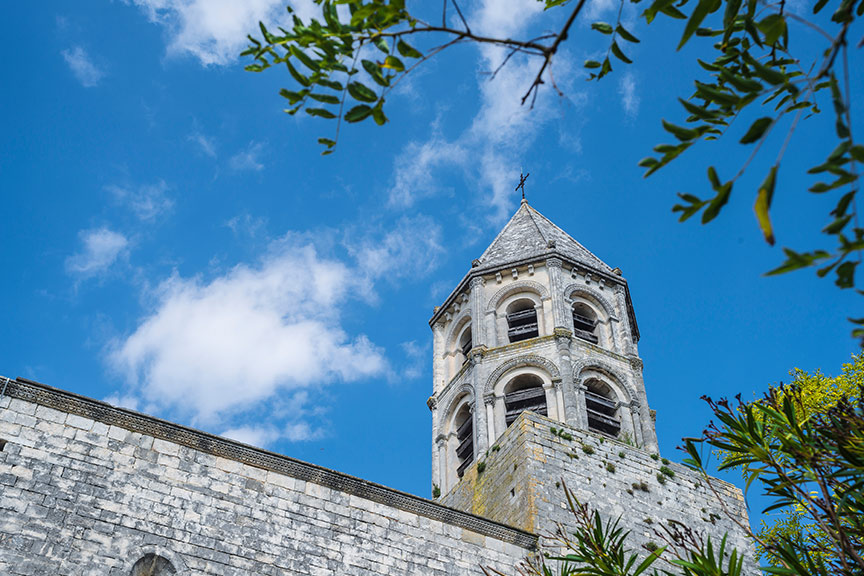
[585,380,620,437]
[454,405,474,478]
[131,554,176,576]
[572,302,599,344]
[506,300,538,343]
[0,439,7,452]
[504,374,547,426]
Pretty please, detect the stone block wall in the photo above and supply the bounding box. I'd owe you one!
[442,411,757,574]
[0,379,535,576]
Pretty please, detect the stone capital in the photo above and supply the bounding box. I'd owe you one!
[470,276,485,288]
[546,257,563,269]
[435,433,447,446]
[426,396,438,410]
[483,393,496,406]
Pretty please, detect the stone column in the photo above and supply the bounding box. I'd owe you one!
[555,329,579,428]
[614,284,636,356]
[435,433,447,494]
[484,393,496,447]
[469,277,486,348]
[470,362,489,455]
[432,322,445,393]
[546,258,567,329]
[629,356,658,451]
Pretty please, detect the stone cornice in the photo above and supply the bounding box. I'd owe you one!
[4,377,538,550]
[429,250,631,328]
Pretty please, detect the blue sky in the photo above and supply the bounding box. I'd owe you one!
[0,0,860,508]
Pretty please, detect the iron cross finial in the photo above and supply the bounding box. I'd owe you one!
[516,171,530,201]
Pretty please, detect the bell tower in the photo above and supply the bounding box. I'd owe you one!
[428,199,658,496]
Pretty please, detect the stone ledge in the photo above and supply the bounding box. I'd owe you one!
[4,377,538,550]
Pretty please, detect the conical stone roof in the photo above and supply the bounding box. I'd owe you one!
[477,200,613,274]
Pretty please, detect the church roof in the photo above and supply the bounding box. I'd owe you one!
[476,200,613,274]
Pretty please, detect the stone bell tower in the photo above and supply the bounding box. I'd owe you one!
[428,199,658,496]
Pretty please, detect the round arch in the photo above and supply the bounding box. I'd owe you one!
[439,383,476,435]
[572,359,636,403]
[486,280,550,313]
[562,283,617,320]
[444,311,472,352]
[484,355,561,396]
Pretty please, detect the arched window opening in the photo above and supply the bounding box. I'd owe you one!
[572,302,599,344]
[506,299,539,343]
[131,554,176,576]
[454,404,474,478]
[504,374,547,427]
[459,326,473,360]
[585,380,620,437]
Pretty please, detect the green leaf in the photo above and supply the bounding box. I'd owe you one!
[813,0,830,12]
[372,35,389,54]
[707,166,721,189]
[695,81,740,106]
[279,88,308,104]
[382,55,405,72]
[348,81,378,103]
[755,165,778,245]
[372,102,388,126]
[611,42,632,64]
[757,13,787,45]
[317,78,344,91]
[289,45,320,72]
[361,59,389,87]
[396,40,422,59]
[305,107,336,119]
[719,68,763,93]
[308,93,340,105]
[344,104,373,123]
[679,98,717,121]
[616,25,640,43]
[584,60,603,69]
[836,261,857,288]
[286,60,311,87]
[317,138,336,147]
[591,22,614,34]
[679,0,720,49]
[745,55,786,85]
[740,117,773,144]
[662,120,700,142]
[824,214,853,234]
[703,182,732,223]
[851,145,864,163]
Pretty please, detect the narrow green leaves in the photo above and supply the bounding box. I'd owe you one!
[679,0,721,50]
[591,22,614,34]
[740,117,773,144]
[348,82,378,103]
[361,59,390,87]
[345,105,373,123]
[396,40,422,58]
[755,165,778,245]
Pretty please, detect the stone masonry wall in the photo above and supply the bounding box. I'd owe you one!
[442,411,757,574]
[0,379,535,576]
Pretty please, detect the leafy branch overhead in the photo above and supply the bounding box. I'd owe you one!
[244,0,863,334]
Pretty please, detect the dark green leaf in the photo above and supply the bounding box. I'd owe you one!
[361,59,389,87]
[824,214,853,234]
[616,25,640,42]
[279,88,307,104]
[662,119,700,141]
[703,182,732,223]
[695,81,740,106]
[851,145,864,163]
[286,60,311,87]
[755,165,778,245]
[382,55,405,72]
[372,103,388,126]
[289,45,320,72]
[305,107,336,119]
[317,138,336,147]
[611,41,632,64]
[757,13,786,45]
[584,60,603,69]
[679,98,717,120]
[372,35,389,54]
[396,39,422,58]
[308,93,340,105]
[679,0,720,49]
[348,81,378,103]
[345,104,373,123]
[591,22,614,34]
[836,261,857,288]
[740,117,773,144]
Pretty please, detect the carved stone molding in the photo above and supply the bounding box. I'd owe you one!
[483,355,562,395]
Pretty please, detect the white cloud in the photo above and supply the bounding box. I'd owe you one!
[62,46,104,87]
[619,72,640,117]
[66,228,129,279]
[189,131,217,158]
[229,141,265,172]
[388,0,578,221]
[226,213,267,238]
[128,0,319,66]
[107,181,174,221]
[108,237,387,436]
[401,340,428,380]
[348,215,445,280]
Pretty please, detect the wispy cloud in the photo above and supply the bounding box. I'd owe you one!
[128,0,318,66]
[189,131,217,158]
[226,213,267,238]
[108,236,387,442]
[619,72,640,117]
[107,181,174,221]
[347,215,445,280]
[61,46,104,87]
[65,228,128,279]
[229,141,265,172]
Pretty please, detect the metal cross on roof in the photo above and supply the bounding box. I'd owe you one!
[516,171,530,200]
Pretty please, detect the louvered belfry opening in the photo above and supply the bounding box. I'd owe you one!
[459,326,472,360]
[504,374,547,427]
[572,302,599,344]
[454,405,474,478]
[585,380,621,437]
[506,300,539,343]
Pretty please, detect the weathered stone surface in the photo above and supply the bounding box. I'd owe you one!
[0,384,534,576]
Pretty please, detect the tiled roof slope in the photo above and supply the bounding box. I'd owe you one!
[477,200,613,273]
